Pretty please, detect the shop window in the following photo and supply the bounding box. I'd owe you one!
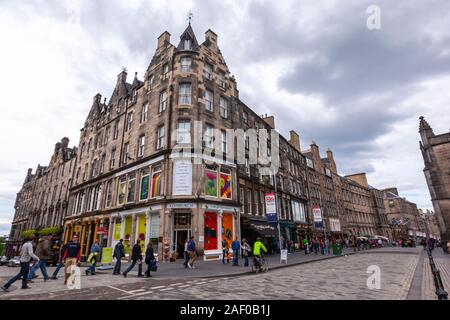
[127,174,136,203]
[150,165,163,198]
[204,212,218,251]
[220,168,232,199]
[124,216,132,255]
[222,213,234,250]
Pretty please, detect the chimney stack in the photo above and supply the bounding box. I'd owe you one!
[262,115,275,129]
[205,29,218,46]
[289,130,301,152]
[61,137,69,148]
[157,31,171,49]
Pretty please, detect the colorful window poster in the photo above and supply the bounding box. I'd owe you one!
[124,216,132,255]
[204,212,218,251]
[220,173,232,199]
[204,169,218,197]
[140,175,149,200]
[137,215,146,252]
[151,170,162,198]
[113,222,121,241]
[221,213,234,250]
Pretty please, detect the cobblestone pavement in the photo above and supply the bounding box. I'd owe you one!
[0,247,422,300]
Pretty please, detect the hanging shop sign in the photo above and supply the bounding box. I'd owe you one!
[265,192,278,223]
[313,206,323,229]
[172,160,192,196]
[100,247,113,264]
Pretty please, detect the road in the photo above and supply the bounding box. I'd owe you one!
[0,247,436,300]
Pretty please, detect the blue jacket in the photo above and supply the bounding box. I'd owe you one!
[232,240,240,251]
[187,239,196,252]
[91,243,101,254]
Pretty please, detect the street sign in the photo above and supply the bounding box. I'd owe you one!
[313,206,324,229]
[265,192,278,223]
[280,249,288,264]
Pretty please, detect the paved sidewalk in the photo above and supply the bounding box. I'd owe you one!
[421,248,450,300]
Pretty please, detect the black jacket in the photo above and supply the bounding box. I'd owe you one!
[131,244,142,261]
[145,246,155,264]
[113,242,125,259]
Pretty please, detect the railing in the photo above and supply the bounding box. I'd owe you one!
[427,248,448,300]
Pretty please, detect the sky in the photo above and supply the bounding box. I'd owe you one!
[1,0,449,236]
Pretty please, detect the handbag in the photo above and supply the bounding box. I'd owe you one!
[149,259,157,272]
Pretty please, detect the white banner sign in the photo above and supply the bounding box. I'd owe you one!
[329,218,341,232]
[265,193,276,214]
[172,160,192,196]
[312,206,322,222]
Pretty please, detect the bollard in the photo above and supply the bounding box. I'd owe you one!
[428,250,448,300]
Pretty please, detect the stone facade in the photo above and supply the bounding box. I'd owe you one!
[7,24,428,259]
[419,116,450,250]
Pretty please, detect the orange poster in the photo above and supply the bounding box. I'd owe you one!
[221,213,234,249]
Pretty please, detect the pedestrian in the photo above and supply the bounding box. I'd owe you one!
[303,238,309,255]
[51,243,67,280]
[187,236,197,269]
[222,239,229,264]
[113,239,125,275]
[27,234,52,282]
[144,243,155,277]
[86,240,101,276]
[231,237,240,266]
[62,234,81,285]
[183,239,189,268]
[1,235,39,292]
[123,239,143,277]
[320,240,325,255]
[241,239,251,267]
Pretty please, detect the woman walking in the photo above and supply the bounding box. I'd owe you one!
[144,244,155,277]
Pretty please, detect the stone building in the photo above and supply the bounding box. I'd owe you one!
[419,116,450,250]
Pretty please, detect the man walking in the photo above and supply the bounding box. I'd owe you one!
[27,234,52,282]
[183,239,189,268]
[241,239,251,267]
[222,239,229,264]
[86,240,101,276]
[123,239,143,277]
[187,236,197,269]
[62,234,81,285]
[231,237,240,266]
[113,239,125,275]
[50,243,67,280]
[1,235,39,291]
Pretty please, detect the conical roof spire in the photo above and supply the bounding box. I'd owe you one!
[419,116,433,132]
[176,22,199,51]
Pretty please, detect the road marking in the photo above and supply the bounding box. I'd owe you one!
[106,286,131,294]
[194,281,207,285]
[160,287,174,291]
[117,291,154,300]
[150,285,166,290]
[170,282,184,286]
[178,284,191,288]
[128,289,145,294]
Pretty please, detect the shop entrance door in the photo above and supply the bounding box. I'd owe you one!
[173,229,191,258]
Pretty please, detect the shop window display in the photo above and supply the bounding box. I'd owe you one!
[204,212,218,250]
[204,169,218,197]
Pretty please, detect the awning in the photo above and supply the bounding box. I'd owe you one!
[249,220,278,237]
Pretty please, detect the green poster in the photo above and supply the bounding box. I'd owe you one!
[204,170,217,197]
[100,247,113,264]
[114,223,121,241]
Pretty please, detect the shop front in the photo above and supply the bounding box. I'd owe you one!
[241,217,278,254]
[201,204,239,261]
[280,221,296,249]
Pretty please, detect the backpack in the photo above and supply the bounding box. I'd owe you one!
[188,240,195,252]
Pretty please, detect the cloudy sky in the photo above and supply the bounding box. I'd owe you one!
[1,0,449,236]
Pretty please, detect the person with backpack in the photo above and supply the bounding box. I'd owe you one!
[113,239,126,275]
[187,236,196,269]
[144,243,156,277]
[27,234,52,282]
[123,239,143,277]
[241,239,251,267]
[85,240,101,276]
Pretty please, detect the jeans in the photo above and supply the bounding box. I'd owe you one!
[28,259,49,280]
[113,258,122,274]
[243,255,249,267]
[123,260,142,276]
[222,250,229,264]
[232,250,239,266]
[4,262,30,289]
[51,262,64,278]
[183,252,189,268]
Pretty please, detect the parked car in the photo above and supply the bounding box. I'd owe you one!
[0,256,9,266]
[7,256,20,267]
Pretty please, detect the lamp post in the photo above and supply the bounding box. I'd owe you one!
[271,173,283,263]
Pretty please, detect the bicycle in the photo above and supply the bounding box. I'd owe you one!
[251,253,269,274]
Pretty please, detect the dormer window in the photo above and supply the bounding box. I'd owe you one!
[184,39,191,50]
